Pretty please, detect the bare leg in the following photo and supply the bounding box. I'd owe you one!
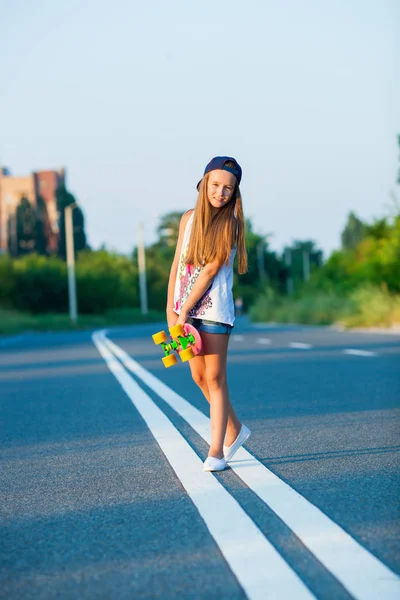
[189,352,242,447]
[201,331,239,458]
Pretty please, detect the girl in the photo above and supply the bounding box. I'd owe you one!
[166,156,251,472]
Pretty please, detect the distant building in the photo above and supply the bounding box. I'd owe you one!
[0,166,66,253]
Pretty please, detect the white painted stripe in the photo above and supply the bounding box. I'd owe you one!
[93,332,315,600]
[343,349,377,357]
[232,335,244,342]
[257,338,271,345]
[289,342,312,349]
[102,333,400,600]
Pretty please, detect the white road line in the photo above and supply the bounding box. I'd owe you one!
[343,349,377,357]
[92,332,315,600]
[102,332,400,600]
[257,338,271,345]
[289,342,313,349]
[232,335,244,342]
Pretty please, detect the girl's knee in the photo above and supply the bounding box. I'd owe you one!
[205,372,226,391]
[192,371,207,389]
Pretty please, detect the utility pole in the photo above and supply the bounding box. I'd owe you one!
[138,222,148,315]
[285,248,294,294]
[65,203,78,323]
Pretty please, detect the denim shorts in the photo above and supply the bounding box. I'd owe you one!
[189,318,233,335]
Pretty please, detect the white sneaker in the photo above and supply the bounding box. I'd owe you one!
[223,424,251,462]
[203,456,227,471]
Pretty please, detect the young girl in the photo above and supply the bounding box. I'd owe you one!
[166,156,251,472]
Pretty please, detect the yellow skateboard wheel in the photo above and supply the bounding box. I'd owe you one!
[180,348,195,362]
[162,354,178,368]
[169,324,184,338]
[152,331,168,345]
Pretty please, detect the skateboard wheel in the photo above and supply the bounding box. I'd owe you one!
[162,354,178,368]
[180,348,195,362]
[169,324,184,338]
[152,331,168,345]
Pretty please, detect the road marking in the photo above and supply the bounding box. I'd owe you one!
[232,335,244,342]
[257,338,271,344]
[101,332,400,600]
[289,342,313,349]
[92,332,314,600]
[343,349,377,357]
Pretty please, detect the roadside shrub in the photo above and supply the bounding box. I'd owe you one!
[0,255,16,307]
[2,251,140,315]
[13,254,67,313]
[75,250,139,313]
[249,287,352,325]
[340,284,400,328]
[249,284,400,328]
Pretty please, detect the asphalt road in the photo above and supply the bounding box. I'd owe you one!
[1,318,399,599]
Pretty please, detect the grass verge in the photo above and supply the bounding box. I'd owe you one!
[0,307,165,336]
[249,285,400,329]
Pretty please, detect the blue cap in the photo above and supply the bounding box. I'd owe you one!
[197,156,242,190]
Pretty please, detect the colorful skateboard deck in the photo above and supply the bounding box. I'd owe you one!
[152,323,202,368]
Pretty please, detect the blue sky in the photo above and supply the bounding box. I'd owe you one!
[1,0,399,258]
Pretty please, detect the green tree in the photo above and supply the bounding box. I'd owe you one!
[397,133,400,185]
[133,211,184,311]
[282,240,323,292]
[35,195,49,255]
[341,212,366,251]
[16,196,36,256]
[310,214,400,294]
[233,220,286,309]
[56,185,87,259]
[7,213,18,257]
[156,211,184,249]
[72,206,87,253]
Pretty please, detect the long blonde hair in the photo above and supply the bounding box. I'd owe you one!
[185,172,248,274]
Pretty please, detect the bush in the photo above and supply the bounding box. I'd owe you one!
[0,255,16,307]
[249,285,400,328]
[340,284,400,328]
[0,251,140,315]
[13,254,68,313]
[310,215,400,294]
[249,287,352,325]
[75,250,139,313]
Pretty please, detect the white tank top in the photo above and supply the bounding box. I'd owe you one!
[173,212,236,326]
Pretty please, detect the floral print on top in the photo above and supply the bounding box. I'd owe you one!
[174,251,213,317]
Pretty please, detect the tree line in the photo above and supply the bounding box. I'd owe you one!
[0,206,398,318]
[1,136,398,322]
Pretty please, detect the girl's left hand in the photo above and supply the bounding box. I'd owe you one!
[176,309,189,326]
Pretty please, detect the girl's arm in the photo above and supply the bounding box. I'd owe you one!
[166,210,193,328]
[176,259,222,326]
